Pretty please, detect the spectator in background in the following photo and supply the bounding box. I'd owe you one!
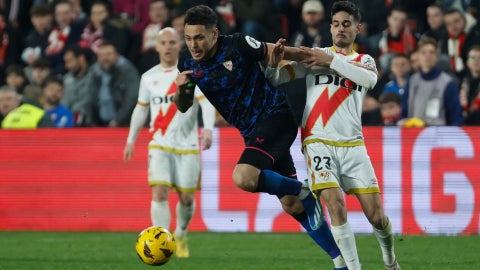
[3,0,35,36]
[422,2,448,42]
[4,64,27,95]
[0,8,22,86]
[352,0,389,37]
[68,0,87,22]
[62,44,95,126]
[289,0,331,48]
[111,0,150,35]
[0,85,54,128]
[23,57,52,104]
[409,48,421,72]
[370,5,418,71]
[379,92,403,126]
[90,41,139,127]
[135,0,170,74]
[401,37,464,126]
[383,53,412,97]
[439,8,480,79]
[22,4,53,66]
[45,0,86,74]
[232,0,283,42]
[362,91,404,126]
[41,76,75,127]
[171,11,185,43]
[79,0,129,55]
[459,45,480,125]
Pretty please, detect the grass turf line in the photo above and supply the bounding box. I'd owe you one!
[0,232,478,270]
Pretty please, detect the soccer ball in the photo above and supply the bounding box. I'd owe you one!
[135,226,176,266]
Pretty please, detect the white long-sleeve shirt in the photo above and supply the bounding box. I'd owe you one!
[266,47,378,146]
[126,65,215,153]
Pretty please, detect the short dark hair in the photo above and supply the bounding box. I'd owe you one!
[6,64,25,77]
[31,57,51,70]
[379,92,401,105]
[43,76,63,89]
[65,44,94,64]
[331,1,361,23]
[30,3,52,17]
[444,7,465,19]
[184,5,217,29]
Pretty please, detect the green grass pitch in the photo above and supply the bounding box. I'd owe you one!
[0,231,478,269]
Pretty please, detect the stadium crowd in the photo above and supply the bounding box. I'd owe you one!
[0,0,479,128]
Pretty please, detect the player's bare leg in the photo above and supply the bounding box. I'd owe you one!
[319,187,361,270]
[151,185,171,229]
[174,191,195,258]
[357,193,400,270]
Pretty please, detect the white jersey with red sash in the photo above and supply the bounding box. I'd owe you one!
[138,65,213,153]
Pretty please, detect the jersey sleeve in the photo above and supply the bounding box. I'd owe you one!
[263,61,308,86]
[233,33,268,62]
[137,74,150,105]
[330,53,378,89]
[194,87,215,130]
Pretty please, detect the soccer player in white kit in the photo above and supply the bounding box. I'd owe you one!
[265,2,401,269]
[123,27,216,258]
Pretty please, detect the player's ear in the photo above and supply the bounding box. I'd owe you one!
[356,23,362,34]
[212,28,219,40]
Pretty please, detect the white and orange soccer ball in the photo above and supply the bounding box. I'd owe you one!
[135,226,176,266]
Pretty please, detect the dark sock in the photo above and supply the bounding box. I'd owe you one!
[254,169,301,197]
[298,213,341,259]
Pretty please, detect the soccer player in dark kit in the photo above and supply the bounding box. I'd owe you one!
[174,5,347,269]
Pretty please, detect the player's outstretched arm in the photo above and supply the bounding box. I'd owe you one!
[197,90,215,150]
[124,103,149,161]
[265,38,306,64]
[174,70,195,113]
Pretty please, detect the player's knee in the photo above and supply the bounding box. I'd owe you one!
[178,193,195,206]
[232,170,256,192]
[152,185,169,201]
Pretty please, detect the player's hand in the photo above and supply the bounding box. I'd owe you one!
[200,129,213,150]
[123,143,135,161]
[298,46,333,68]
[269,38,286,68]
[176,70,194,93]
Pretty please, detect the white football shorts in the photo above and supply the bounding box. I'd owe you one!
[148,147,201,192]
[303,142,380,194]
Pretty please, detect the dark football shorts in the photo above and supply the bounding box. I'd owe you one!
[238,112,299,178]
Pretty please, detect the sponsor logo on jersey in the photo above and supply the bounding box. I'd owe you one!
[245,35,261,49]
[314,74,364,92]
[151,95,175,104]
[223,60,233,71]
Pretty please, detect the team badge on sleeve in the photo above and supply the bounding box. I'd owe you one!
[245,35,261,49]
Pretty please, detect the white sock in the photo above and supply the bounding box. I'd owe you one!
[331,222,361,270]
[373,217,395,265]
[174,201,195,238]
[151,200,170,229]
[332,254,347,268]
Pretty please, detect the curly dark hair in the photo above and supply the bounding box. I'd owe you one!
[331,1,361,23]
[184,5,217,29]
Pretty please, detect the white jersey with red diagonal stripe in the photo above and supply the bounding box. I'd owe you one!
[138,65,209,150]
[280,47,378,146]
